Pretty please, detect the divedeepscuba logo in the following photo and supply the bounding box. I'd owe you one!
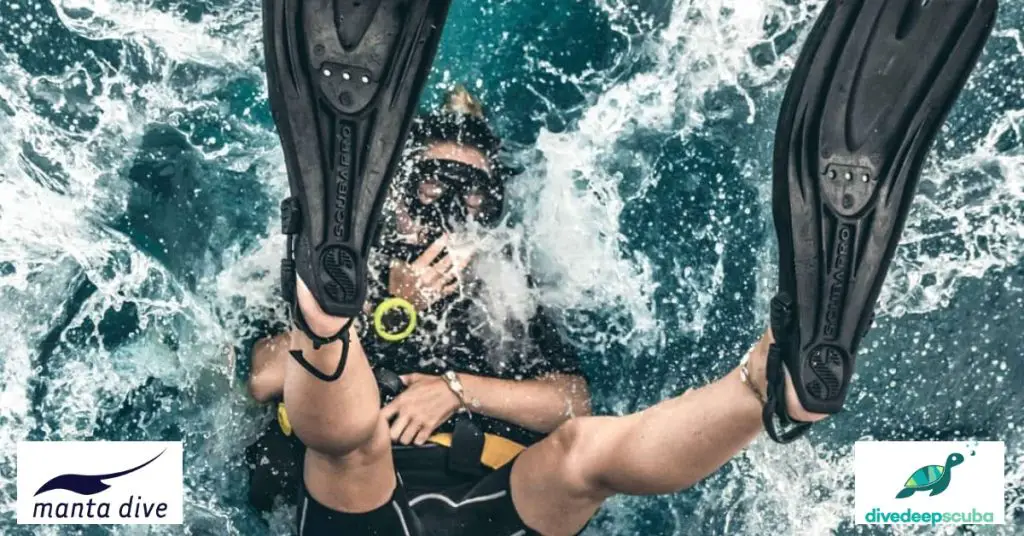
[894,451,964,499]
[17,441,183,524]
[854,441,1004,525]
[863,507,995,525]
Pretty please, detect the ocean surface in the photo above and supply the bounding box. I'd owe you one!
[1,0,1022,534]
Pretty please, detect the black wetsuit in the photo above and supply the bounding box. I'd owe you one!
[247,239,584,536]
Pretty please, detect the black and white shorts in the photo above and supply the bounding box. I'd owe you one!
[296,446,539,536]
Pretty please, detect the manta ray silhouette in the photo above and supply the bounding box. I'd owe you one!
[34,450,165,496]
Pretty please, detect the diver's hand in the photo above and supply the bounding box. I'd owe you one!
[380,373,461,445]
[388,235,473,311]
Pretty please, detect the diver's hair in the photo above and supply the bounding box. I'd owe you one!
[444,84,485,119]
[411,84,502,159]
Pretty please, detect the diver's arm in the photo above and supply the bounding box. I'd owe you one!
[459,372,592,434]
[248,332,290,403]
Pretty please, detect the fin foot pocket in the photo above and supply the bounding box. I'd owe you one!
[764,0,997,442]
[805,345,845,401]
[263,0,453,374]
[320,245,358,303]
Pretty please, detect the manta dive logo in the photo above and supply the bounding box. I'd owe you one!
[17,441,184,525]
[32,451,169,520]
[35,450,164,497]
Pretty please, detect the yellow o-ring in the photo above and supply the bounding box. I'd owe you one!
[373,297,418,342]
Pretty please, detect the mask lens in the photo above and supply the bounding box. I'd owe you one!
[405,159,503,228]
[417,179,445,204]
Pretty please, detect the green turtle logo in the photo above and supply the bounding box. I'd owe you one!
[895,452,965,499]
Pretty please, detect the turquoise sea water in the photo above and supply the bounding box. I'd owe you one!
[0,0,1022,534]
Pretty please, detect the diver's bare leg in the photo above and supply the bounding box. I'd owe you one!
[285,279,396,514]
[509,331,825,536]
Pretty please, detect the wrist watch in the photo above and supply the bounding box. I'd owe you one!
[442,370,472,418]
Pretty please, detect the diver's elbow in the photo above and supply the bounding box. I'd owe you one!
[247,334,289,403]
[248,374,281,404]
[574,398,593,417]
[569,392,592,418]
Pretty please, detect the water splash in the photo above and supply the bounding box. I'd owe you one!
[1,0,1021,534]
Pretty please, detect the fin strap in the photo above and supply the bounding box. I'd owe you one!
[762,343,812,443]
[761,292,812,443]
[288,307,353,382]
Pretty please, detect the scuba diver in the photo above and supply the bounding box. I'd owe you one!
[245,84,591,512]
[255,0,998,534]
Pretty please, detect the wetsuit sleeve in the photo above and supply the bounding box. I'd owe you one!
[522,307,584,377]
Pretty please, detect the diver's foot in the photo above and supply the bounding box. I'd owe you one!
[747,330,828,425]
[295,278,351,340]
[782,378,829,424]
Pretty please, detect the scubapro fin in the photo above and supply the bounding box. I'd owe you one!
[263,0,453,321]
[764,0,998,442]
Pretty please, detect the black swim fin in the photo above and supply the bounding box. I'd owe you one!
[764,0,998,442]
[262,0,452,369]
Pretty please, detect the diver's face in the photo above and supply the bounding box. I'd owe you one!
[399,141,493,244]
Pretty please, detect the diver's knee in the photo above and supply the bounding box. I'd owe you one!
[291,403,382,457]
[313,417,392,463]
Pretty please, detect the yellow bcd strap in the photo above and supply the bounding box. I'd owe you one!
[276,404,524,469]
[373,297,418,342]
[277,402,293,436]
[427,433,526,470]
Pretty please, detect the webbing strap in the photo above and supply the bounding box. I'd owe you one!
[288,306,353,382]
[761,293,812,443]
